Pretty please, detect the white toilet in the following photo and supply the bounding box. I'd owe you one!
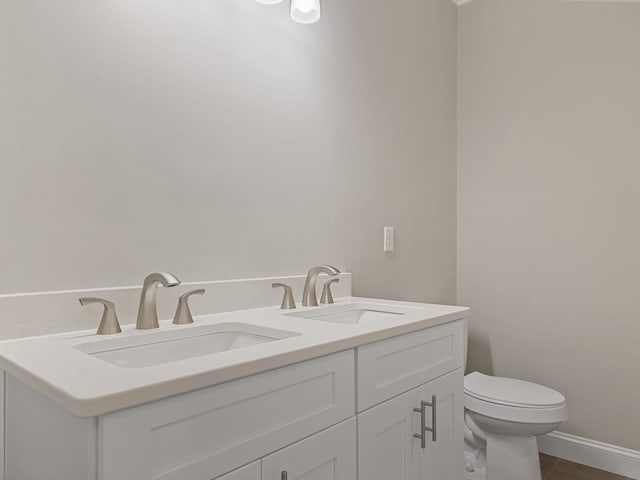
[463,372,568,480]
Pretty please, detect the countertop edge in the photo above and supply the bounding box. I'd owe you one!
[0,303,471,417]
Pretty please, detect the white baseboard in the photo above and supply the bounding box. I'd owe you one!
[538,431,640,479]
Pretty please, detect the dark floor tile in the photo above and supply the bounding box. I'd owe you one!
[546,459,634,480]
[541,453,560,479]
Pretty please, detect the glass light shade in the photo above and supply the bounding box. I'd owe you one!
[256,0,283,4]
[290,0,321,24]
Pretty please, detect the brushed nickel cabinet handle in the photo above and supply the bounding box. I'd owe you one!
[413,401,427,449]
[430,395,437,442]
[413,395,437,448]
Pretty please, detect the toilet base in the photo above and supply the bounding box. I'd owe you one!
[464,450,486,480]
[484,433,542,480]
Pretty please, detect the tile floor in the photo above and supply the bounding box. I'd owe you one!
[541,454,634,480]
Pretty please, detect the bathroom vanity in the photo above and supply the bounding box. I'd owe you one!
[0,297,469,480]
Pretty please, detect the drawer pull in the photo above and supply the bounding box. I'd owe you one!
[281,471,288,480]
[413,395,437,449]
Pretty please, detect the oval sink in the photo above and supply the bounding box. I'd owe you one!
[74,323,299,368]
[287,302,418,324]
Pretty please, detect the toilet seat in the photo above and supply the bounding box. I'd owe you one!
[464,372,568,424]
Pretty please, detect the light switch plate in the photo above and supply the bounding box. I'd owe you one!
[384,227,394,252]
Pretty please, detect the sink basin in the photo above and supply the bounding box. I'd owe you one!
[287,302,419,325]
[74,323,299,368]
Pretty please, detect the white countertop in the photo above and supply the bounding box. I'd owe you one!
[0,297,470,417]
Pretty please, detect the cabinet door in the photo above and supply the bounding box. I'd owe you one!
[262,418,356,480]
[357,388,421,480]
[100,351,354,480]
[418,369,464,480]
[357,321,464,412]
[215,461,260,480]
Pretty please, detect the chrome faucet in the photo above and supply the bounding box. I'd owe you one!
[136,272,181,329]
[301,265,340,307]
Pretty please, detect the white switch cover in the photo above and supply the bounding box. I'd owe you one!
[384,227,395,252]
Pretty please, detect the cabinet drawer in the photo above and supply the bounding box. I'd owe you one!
[215,461,260,480]
[356,321,464,411]
[262,418,357,480]
[99,350,355,480]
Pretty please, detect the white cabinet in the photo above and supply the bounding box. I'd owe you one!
[217,419,356,480]
[99,351,354,480]
[357,369,464,480]
[215,462,261,480]
[357,321,464,412]
[357,389,421,480]
[262,419,357,480]
[418,369,464,480]
[4,374,98,480]
[2,319,466,480]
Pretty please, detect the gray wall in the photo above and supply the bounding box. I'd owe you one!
[458,0,640,450]
[0,0,457,302]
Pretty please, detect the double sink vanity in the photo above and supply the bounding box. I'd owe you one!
[0,268,470,480]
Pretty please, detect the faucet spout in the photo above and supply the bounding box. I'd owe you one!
[136,272,181,330]
[301,265,340,307]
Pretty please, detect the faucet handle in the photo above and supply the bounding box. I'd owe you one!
[320,278,340,305]
[79,297,122,335]
[272,283,296,310]
[173,289,205,325]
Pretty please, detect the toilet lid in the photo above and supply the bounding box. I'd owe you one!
[464,372,566,408]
